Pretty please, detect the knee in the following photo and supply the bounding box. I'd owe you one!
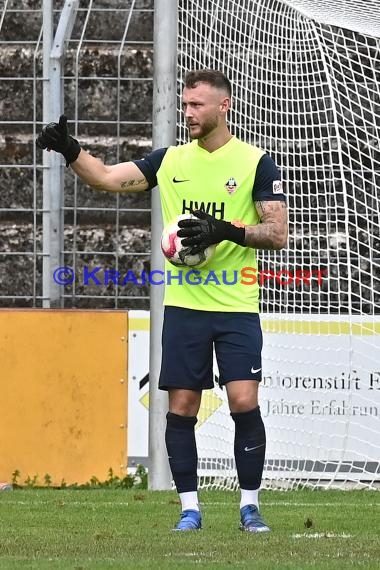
[229,395,258,414]
[170,402,198,416]
[226,381,259,413]
[169,389,201,416]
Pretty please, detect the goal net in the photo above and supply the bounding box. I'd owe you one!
[177,0,380,489]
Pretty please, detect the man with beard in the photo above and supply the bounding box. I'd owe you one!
[37,69,287,533]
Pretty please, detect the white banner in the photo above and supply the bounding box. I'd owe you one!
[128,311,380,479]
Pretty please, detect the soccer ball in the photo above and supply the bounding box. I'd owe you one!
[160,214,216,268]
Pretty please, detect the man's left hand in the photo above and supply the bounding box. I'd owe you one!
[177,210,245,254]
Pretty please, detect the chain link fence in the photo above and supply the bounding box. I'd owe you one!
[2,1,379,314]
[0,0,154,308]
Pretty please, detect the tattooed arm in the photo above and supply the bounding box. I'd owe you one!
[71,149,149,193]
[244,200,288,250]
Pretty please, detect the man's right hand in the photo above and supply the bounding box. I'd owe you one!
[36,115,81,167]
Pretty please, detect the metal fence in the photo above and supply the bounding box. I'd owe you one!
[1,0,379,316]
[0,0,154,309]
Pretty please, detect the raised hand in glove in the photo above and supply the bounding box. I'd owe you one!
[36,115,81,167]
[177,210,245,254]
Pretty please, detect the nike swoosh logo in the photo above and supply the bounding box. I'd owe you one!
[173,177,190,183]
[244,444,265,452]
[250,367,262,374]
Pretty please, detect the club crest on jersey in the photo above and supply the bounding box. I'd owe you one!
[225,177,238,195]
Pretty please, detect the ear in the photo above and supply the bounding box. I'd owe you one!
[220,97,231,113]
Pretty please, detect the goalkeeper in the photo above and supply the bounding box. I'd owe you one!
[37,69,287,533]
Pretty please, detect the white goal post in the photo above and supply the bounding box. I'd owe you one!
[170,0,380,490]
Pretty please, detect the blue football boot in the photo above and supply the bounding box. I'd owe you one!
[239,505,270,533]
[172,509,202,531]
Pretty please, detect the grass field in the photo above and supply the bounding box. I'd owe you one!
[0,489,379,569]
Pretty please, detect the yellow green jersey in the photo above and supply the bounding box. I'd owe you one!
[134,137,284,313]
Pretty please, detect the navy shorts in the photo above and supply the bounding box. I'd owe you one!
[159,306,263,391]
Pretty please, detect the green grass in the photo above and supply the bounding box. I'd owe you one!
[0,489,379,569]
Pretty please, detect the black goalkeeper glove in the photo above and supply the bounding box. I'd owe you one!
[36,114,81,167]
[177,210,245,254]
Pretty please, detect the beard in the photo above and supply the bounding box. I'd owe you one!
[187,115,219,140]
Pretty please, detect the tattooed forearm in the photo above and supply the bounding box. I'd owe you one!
[244,200,288,250]
[244,225,280,249]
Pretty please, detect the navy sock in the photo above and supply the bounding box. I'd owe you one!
[165,412,198,493]
[230,406,266,490]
